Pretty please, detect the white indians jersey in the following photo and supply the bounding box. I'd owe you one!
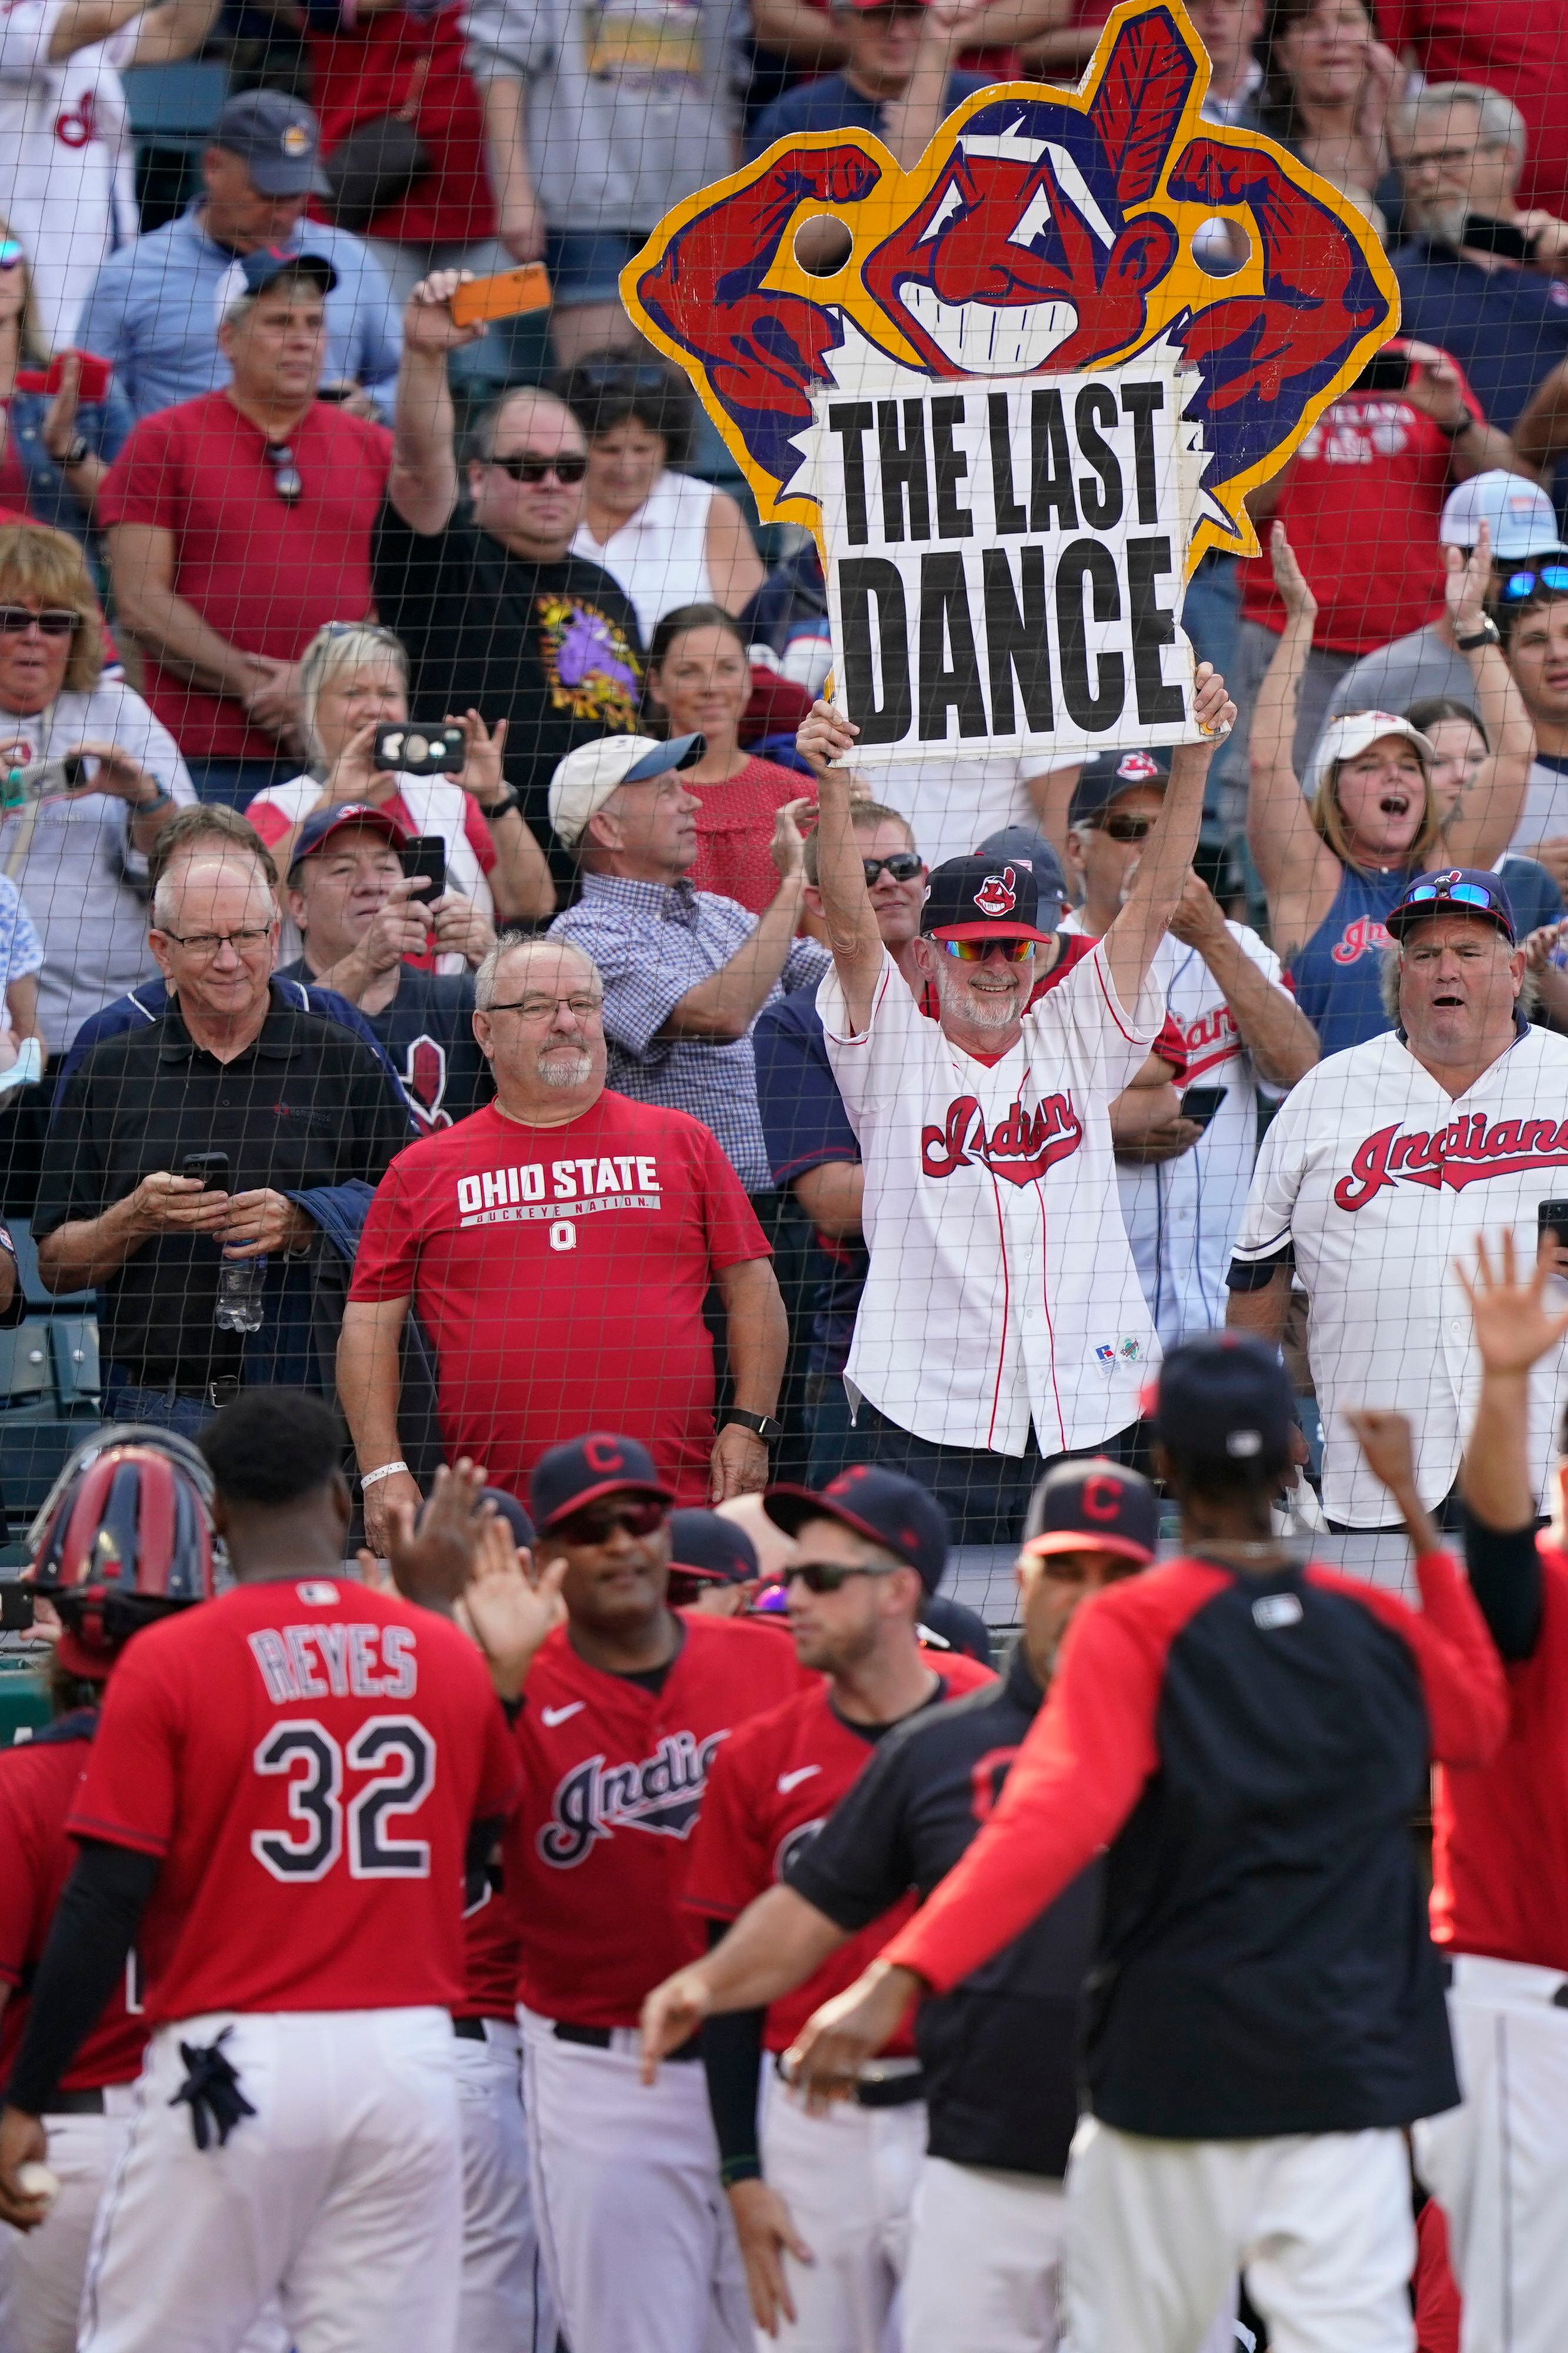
[1232,1022,1568,1527]
[1064,915,1292,1348]
[818,939,1163,1457]
[0,0,139,347]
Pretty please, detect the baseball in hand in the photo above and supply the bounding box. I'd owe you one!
[16,2161,60,2206]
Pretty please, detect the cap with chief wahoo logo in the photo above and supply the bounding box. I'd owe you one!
[919,853,1057,945]
[1069,746,1172,828]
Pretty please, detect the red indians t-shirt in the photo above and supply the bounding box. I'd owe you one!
[96,392,393,758]
[685,1664,993,2053]
[1239,345,1483,653]
[349,1095,770,1502]
[508,1614,809,2027]
[1430,1542,1568,1972]
[0,1716,147,2090]
[66,1581,521,2024]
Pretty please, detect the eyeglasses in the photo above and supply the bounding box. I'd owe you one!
[786,1560,903,1594]
[264,442,301,504]
[1095,813,1157,842]
[487,453,589,486]
[0,241,23,269]
[555,1497,668,1547]
[862,852,925,885]
[1499,565,1568,601]
[485,994,605,1021]
[0,607,82,636]
[157,925,275,956]
[1400,143,1486,172]
[939,936,1035,962]
[1399,883,1498,914]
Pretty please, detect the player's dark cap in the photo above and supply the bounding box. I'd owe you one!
[972,825,1069,920]
[1069,747,1171,828]
[919,855,1057,945]
[765,1465,950,1593]
[668,1509,759,1587]
[530,1432,674,1531]
[26,1435,218,1678]
[1149,1332,1295,1467]
[212,91,331,196]
[481,1487,535,1548]
[291,802,408,871]
[1020,1458,1159,1568]
[1386,866,1517,945]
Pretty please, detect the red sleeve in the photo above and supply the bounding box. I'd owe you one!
[884,1569,1223,1992]
[1305,1552,1509,1767]
[1414,2199,1462,2353]
[346,1154,422,1303]
[94,411,181,534]
[681,1728,772,1922]
[65,1642,183,1858]
[1153,1014,1189,1080]
[244,796,293,849]
[696,1125,772,1269]
[461,797,498,876]
[474,1683,524,1824]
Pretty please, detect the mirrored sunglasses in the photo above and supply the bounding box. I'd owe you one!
[1400,882,1497,912]
[1499,564,1568,601]
[940,936,1035,962]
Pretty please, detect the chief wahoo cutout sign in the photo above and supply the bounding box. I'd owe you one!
[623,0,1396,766]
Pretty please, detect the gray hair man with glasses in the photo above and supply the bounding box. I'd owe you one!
[339,928,788,1554]
[35,854,412,1434]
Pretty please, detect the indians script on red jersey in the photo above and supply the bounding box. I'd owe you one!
[1334,1109,1568,1210]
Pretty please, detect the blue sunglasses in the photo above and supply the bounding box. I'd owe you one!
[1400,882,1499,912]
[1500,564,1568,601]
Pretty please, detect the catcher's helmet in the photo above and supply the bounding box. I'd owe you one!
[25,1427,218,1676]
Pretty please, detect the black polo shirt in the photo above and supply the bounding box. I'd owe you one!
[35,986,410,1384]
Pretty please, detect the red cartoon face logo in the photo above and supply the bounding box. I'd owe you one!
[973,866,1018,918]
[1116,751,1160,781]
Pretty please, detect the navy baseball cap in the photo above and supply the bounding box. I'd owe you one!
[291,802,408,869]
[212,91,331,196]
[765,1465,950,1594]
[1069,747,1170,829]
[919,854,1056,946]
[481,1487,535,1549]
[1150,1334,1295,1467]
[1386,866,1517,946]
[973,825,1069,917]
[1020,1458,1158,1568]
[530,1433,674,1532]
[667,1509,759,1587]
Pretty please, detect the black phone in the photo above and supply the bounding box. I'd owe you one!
[399,835,448,902]
[1178,1086,1227,1131]
[374,722,465,778]
[1538,1199,1568,1250]
[179,1151,231,1194]
[1354,349,1410,393]
[1459,214,1534,262]
[0,1582,35,1632]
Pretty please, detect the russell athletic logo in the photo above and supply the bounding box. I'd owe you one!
[538,1732,730,1867]
[1333,1112,1568,1210]
[922,1091,1083,1184]
[973,866,1019,918]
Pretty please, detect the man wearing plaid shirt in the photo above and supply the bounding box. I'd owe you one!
[547,732,826,1192]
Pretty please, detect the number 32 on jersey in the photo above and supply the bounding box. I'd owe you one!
[252,1717,436,1882]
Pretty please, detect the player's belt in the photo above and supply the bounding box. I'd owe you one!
[553,2021,703,2062]
[451,2017,488,2042]
[775,2052,926,2109]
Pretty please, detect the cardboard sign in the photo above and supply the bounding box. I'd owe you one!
[622,0,1398,578]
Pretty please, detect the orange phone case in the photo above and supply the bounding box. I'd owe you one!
[451,265,553,325]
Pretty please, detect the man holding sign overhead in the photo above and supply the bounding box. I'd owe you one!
[795,662,1235,1543]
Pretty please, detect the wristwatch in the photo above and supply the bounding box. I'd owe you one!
[1455,616,1502,652]
[1434,412,1475,441]
[59,436,91,471]
[482,791,523,823]
[720,1409,784,1442]
[132,779,175,814]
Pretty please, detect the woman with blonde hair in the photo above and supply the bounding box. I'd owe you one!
[1248,519,1535,1054]
[244,619,553,971]
[0,222,132,545]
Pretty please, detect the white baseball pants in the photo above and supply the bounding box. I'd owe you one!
[1412,1952,1568,2353]
[1065,2115,1416,2353]
[77,2008,462,2353]
[757,2067,926,2351]
[453,2018,557,2353]
[520,2007,752,2353]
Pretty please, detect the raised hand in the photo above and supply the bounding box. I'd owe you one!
[1343,1407,1419,1498]
[1443,515,1492,642]
[1269,522,1318,625]
[795,700,858,779]
[383,1458,493,1612]
[1456,1230,1568,1378]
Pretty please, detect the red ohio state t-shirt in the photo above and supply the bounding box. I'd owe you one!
[349,1094,771,1502]
[685,1662,995,2052]
[0,1718,148,2090]
[67,1580,521,2024]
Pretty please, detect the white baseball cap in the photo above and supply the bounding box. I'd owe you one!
[1439,470,1563,562]
[548,733,705,847]
[1303,711,1436,802]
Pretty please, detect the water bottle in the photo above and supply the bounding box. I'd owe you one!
[214,1253,266,1336]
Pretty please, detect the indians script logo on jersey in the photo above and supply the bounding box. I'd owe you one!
[974,866,1019,917]
[1334,1111,1568,1209]
[922,1091,1083,1184]
[538,1731,730,1867]
[1330,915,1392,966]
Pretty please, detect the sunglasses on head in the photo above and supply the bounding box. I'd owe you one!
[862,851,924,885]
[1095,812,1157,841]
[555,1495,668,1547]
[1400,882,1499,914]
[786,1560,902,1595]
[488,452,589,486]
[0,606,82,636]
[939,936,1035,962]
[1499,564,1568,602]
[0,241,23,269]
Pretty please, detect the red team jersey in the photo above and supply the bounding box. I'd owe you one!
[350,1096,770,1501]
[458,1871,523,2022]
[67,1581,521,2025]
[0,1717,146,2090]
[684,1662,995,2052]
[1430,1543,1568,1973]
[505,1614,809,2027]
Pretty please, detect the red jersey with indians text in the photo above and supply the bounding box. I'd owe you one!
[506,1614,809,2027]
[684,1661,994,2051]
[68,1581,521,2025]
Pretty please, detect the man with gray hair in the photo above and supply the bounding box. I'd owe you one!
[340,929,788,1552]
[1392,81,1568,438]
